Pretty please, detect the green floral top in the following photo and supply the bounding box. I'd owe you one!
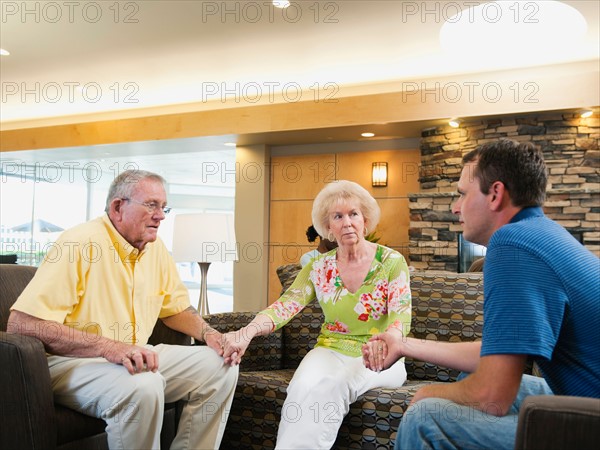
[261,245,412,357]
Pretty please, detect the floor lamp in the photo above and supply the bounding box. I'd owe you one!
[172,213,238,315]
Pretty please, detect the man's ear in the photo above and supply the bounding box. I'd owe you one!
[488,181,507,211]
[109,198,124,220]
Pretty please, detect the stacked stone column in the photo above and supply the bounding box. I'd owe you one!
[408,112,599,271]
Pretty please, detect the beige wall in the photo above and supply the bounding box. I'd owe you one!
[233,144,271,311]
[268,148,421,304]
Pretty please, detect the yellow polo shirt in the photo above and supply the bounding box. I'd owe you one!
[12,214,190,345]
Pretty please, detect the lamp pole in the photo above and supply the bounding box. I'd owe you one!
[198,261,211,315]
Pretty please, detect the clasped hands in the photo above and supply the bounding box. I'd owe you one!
[197,326,246,366]
[217,328,250,366]
[362,328,404,372]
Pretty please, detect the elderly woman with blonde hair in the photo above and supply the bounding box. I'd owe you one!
[222,180,411,449]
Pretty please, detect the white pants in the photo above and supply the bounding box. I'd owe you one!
[275,347,407,450]
[48,344,239,450]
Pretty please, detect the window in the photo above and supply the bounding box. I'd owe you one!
[0,166,86,265]
[1,145,236,313]
[457,233,487,273]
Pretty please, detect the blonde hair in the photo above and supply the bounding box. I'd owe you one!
[311,180,380,240]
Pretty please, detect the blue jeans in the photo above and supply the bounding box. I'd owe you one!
[395,374,553,450]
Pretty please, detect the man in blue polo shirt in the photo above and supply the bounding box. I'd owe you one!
[363,139,599,449]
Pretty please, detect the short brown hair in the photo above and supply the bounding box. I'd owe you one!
[463,140,547,207]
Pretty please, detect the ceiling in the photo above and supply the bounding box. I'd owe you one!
[1,0,598,181]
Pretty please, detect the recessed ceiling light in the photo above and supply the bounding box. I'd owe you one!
[580,109,593,118]
[273,0,290,8]
[361,132,375,138]
[448,119,461,128]
[224,142,237,147]
[0,49,10,56]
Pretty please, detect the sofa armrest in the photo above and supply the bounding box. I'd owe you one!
[0,331,57,450]
[515,395,600,450]
[203,312,284,372]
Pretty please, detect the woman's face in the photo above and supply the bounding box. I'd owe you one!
[327,199,366,246]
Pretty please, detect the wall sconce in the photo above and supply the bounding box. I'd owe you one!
[372,162,388,187]
[580,109,593,118]
[448,118,462,128]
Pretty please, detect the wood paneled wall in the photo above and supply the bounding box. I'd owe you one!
[268,149,421,304]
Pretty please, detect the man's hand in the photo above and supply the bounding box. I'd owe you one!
[101,342,159,375]
[203,327,225,355]
[362,328,405,371]
[221,329,253,366]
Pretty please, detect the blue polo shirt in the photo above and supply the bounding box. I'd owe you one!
[481,207,600,397]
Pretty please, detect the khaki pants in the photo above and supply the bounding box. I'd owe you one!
[48,344,239,450]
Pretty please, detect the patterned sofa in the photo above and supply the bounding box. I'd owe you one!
[205,268,485,449]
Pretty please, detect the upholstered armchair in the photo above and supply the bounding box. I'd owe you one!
[515,395,600,449]
[0,264,189,450]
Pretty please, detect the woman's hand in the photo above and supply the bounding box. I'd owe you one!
[221,328,253,366]
[203,327,244,366]
[362,328,405,372]
[362,338,388,372]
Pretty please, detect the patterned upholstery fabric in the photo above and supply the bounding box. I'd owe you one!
[204,269,485,450]
[281,299,323,370]
[275,263,302,295]
[407,271,484,382]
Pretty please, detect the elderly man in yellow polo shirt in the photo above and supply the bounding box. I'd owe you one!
[8,170,239,450]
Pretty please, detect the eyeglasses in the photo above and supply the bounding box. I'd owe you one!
[123,198,172,215]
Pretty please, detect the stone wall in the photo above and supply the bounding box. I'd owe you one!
[408,111,599,271]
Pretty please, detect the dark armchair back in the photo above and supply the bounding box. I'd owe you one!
[0,264,37,331]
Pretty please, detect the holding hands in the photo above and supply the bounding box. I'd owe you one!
[220,329,252,366]
[200,326,245,367]
[362,328,405,372]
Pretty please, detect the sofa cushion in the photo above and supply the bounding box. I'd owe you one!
[406,271,484,382]
[221,369,296,448]
[281,300,323,370]
[221,367,438,450]
[335,380,433,449]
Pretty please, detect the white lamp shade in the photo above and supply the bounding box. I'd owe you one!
[172,213,238,263]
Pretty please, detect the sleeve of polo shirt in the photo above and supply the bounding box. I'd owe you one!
[158,250,191,318]
[10,235,91,324]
